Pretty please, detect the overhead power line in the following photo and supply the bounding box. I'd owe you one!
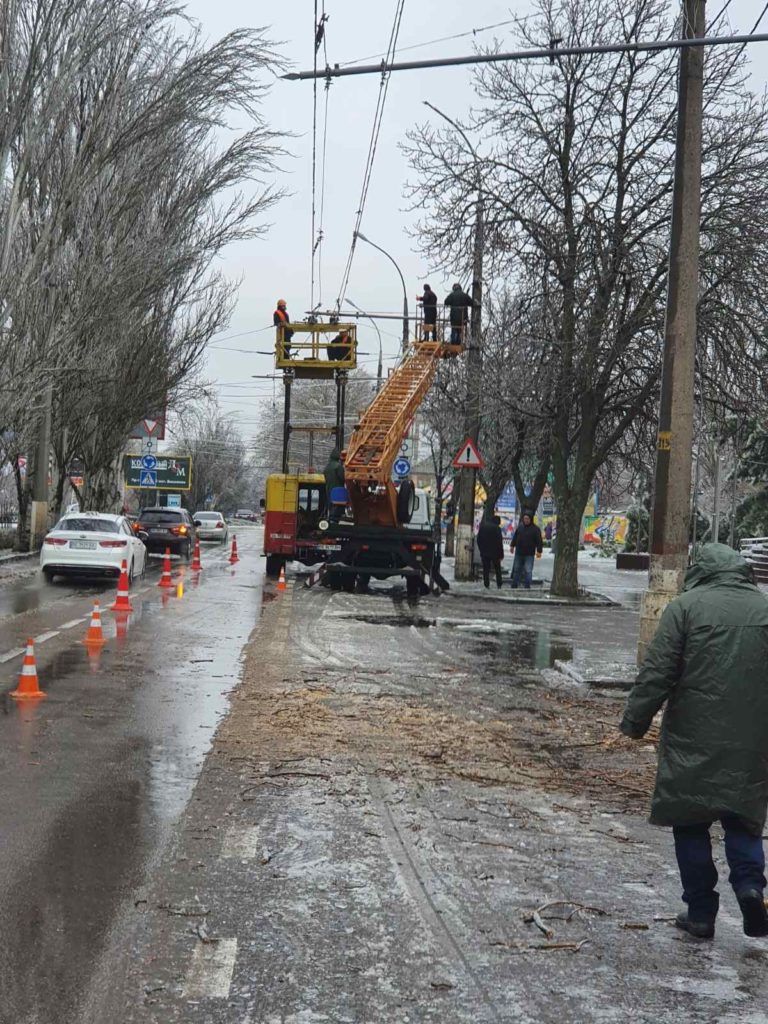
[284,31,768,80]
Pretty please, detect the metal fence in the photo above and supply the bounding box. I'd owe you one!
[740,537,768,583]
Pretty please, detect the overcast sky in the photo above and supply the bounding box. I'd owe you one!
[180,0,768,440]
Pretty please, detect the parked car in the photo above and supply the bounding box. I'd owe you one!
[41,512,148,582]
[193,511,229,543]
[234,508,257,521]
[135,506,196,558]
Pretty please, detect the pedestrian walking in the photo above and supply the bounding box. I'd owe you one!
[273,298,294,358]
[509,511,543,589]
[444,282,472,344]
[621,544,768,940]
[417,284,438,340]
[477,514,504,589]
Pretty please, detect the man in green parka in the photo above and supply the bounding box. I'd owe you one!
[621,543,768,940]
[323,448,346,522]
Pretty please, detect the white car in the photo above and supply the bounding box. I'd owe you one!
[40,512,148,583]
[193,510,229,543]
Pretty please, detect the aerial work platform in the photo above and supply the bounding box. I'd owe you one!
[275,322,358,379]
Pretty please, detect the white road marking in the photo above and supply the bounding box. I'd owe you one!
[60,618,87,630]
[35,631,60,644]
[221,825,260,858]
[183,937,237,999]
[0,648,25,664]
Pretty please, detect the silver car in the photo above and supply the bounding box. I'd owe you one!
[193,511,229,543]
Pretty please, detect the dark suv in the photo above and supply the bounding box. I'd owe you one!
[135,507,196,557]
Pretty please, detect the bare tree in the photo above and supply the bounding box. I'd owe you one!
[405,0,768,595]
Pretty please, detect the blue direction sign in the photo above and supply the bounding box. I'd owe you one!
[140,469,157,486]
[393,456,411,478]
[141,454,157,470]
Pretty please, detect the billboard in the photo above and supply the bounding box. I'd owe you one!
[123,454,191,491]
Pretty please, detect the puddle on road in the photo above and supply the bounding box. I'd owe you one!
[340,612,573,671]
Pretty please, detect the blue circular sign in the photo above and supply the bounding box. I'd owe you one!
[141,454,157,470]
[393,457,411,478]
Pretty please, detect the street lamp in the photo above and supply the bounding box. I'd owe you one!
[347,298,384,391]
[354,231,409,352]
[423,100,485,582]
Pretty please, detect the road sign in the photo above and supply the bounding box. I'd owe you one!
[124,454,192,491]
[393,456,411,478]
[166,493,181,508]
[452,438,485,470]
[130,409,166,440]
[141,454,157,470]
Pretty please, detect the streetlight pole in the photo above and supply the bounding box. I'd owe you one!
[424,101,484,582]
[637,0,706,662]
[347,298,384,390]
[354,231,409,351]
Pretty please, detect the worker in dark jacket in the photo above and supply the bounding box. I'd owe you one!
[323,448,346,522]
[509,511,543,589]
[621,544,768,940]
[444,283,472,344]
[273,299,294,358]
[417,284,438,340]
[327,329,352,362]
[477,514,504,589]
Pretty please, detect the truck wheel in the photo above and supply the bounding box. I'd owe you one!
[342,575,356,593]
[328,571,343,591]
[266,554,283,578]
[356,573,371,592]
[396,479,416,525]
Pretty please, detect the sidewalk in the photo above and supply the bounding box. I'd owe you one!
[108,581,768,1024]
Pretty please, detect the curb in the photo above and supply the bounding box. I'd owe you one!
[554,657,636,691]
[0,551,37,566]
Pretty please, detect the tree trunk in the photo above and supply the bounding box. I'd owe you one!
[13,459,29,551]
[550,497,583,597]
[445,516,455,557]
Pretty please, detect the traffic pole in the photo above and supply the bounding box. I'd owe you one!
[455,179,484,581]
[637,0,706,663]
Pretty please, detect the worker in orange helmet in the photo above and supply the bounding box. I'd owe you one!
[273,298,294,358]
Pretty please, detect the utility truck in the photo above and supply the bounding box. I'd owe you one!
[262,316,461,594]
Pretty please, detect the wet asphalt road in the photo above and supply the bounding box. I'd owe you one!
[0,531,263,1024]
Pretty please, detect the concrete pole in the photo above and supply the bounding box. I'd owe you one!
[711,445,721,541]
[454,185,484,581]
[29,383,53,550]
[637,0,706,663]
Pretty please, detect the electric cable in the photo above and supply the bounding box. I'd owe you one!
[335,0,407,311]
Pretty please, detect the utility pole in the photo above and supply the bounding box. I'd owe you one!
[637,0,706,662]
[29,383,53,550]
[711,445,721,541]
[455,189,484,581]
[424,101,484,582]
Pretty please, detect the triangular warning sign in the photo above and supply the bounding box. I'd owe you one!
[452,438,485,469]
[143,418,158,436]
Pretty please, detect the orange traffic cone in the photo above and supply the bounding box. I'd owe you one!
[229,536,239,564]
[190,538,202,572]
[110,559,133,612]
[83,601,106,646]
[158,547,174,588]
[86,644,103,674]
[114,611,130,642]
[277,565,287,592]
[11,639,46,700]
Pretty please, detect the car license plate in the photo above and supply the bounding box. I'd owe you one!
[150,528,169,534]
[70,540,96,550]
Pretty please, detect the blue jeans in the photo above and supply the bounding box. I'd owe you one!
[673,817,766,922]
[511,554,535,589]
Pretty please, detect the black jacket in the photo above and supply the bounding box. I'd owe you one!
[477,521,504,561]
[511,521,543,557]
[420,287,438,323]
[444,288,472,325]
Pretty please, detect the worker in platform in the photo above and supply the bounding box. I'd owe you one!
[273,299,294,358]
[417,284,438,340]
[323,447,346,522]
[444,282,472,344]
[327,329,352,362]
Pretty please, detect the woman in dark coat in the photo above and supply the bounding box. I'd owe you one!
[621,544,768,939]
